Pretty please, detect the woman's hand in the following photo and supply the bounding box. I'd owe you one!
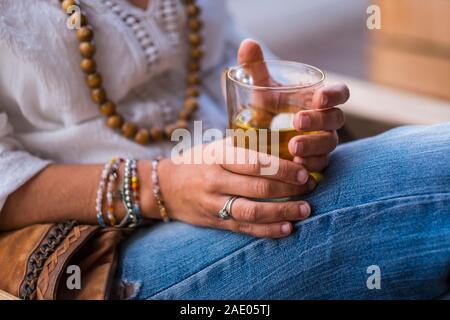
[147,40,350,239]
[237,39,349,172]
[155,141,316,238]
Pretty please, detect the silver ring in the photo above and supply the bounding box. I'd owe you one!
[218,196,239,220]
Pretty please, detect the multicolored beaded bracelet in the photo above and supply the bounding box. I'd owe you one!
[97,157,144,228]
[130,159,143,224]
[119,158,143,228]
[151,157,170,223]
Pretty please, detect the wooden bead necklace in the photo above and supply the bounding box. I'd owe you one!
[59,0,203,145]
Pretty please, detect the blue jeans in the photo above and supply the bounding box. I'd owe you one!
[115,123,450,299]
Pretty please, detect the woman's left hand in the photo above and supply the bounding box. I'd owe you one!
[237,39,350,172]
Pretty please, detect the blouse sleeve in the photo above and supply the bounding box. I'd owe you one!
[0,9,53,213]
[0,111,52,212]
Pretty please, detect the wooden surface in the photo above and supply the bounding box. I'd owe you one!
[373,0,450,49]
[370,0,450,100]
[370,45,450,100]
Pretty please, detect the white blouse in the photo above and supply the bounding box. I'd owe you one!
[0,0,247,211]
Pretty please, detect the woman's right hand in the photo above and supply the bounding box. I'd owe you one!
[154,140,316,238]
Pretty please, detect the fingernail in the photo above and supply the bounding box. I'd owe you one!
[299,203,311,218]
[321,95,328,107]
[298,114,311,129]
[297,169,309,184]
[281,223,292,235]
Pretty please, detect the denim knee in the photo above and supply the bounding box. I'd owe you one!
[305,123,450,215]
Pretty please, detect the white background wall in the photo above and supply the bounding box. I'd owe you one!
[227,0,371,79]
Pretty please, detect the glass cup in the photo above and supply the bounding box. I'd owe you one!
[225,60,325,183]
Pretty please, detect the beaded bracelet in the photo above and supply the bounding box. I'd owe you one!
[96,160,112,227]
[130,159,143,225]
[118,158,143,228]
[105,157,123,226]
[151,157,170,223]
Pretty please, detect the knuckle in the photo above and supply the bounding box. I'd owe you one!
[203,173,219,192]
[254,179,271,197]
[237,222,252,235]
[309,112,321,129]
[279,203,292,220]
[241,204,258,222]
[215,218,228,230]
[264,224,274,238]
[201,196,216,214]
[317,112,326,129]
[276,161,290,180]
[299,139,311,155]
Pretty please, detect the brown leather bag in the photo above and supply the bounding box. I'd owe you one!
[0,221,124,300]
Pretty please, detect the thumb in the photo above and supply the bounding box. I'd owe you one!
[237,39,271,86]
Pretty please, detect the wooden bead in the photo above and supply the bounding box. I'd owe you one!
[164,124,177,138]
[121,122,137,138]
[188,18,203,31]
[80,14,87,26]
[188,33,202,46]
[106,115,123,129]
[80,58,96,73]
[190,47,203,60]
[69,0,204,145]
[85,73,102,88]
[187,4,201,17]
[91,88,106,104]
[150,127,164,141]
[187,73,201,85]
[76,26,93,42]
[179,109,192,121]
[187,62,200,72]
[186,87,199,97]
[175,120,188,129]
[79,42,96,58]
[184,97,199,111]
[134,129,150,145]
[99,101,116,116]
[61,0,77,12]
